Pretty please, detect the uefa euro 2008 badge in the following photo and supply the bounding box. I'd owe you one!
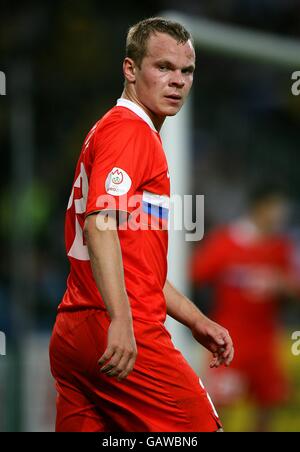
[105,167,132,196]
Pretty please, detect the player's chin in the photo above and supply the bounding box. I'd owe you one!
[161,104,184,117]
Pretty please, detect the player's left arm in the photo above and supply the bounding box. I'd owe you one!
[272,240,300,300]
[163,280,234,367]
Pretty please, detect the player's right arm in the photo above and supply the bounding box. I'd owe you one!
[82,118,153,380]
[83,212,137,381]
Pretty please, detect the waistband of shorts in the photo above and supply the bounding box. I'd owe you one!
[56,307,166,327]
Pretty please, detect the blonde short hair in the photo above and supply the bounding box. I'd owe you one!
[126,17,192,68]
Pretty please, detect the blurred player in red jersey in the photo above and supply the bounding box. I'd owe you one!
[191,183,299,431]
[49,18,234,432]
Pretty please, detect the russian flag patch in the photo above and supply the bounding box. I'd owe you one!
[141,191,170,230]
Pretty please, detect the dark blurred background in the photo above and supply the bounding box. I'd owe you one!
[0,0,300,432]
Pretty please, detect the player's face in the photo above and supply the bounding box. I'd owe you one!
[134,33,195,121]
[257,197,290,233]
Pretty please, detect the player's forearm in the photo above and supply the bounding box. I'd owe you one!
[84,213,132,321]
[163,280,208,330]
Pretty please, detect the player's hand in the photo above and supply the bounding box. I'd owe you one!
[191,317,234,368]
[98,317,137,381]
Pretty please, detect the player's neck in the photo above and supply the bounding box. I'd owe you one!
[249,214,274,237]
[121,89,165,132]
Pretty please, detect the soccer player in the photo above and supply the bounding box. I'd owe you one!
[49,17,234,432]
[191,183,298,431]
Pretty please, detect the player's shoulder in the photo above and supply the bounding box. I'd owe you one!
[272,233,294,254]
[209,225,240,251]
[97,105,154,138]
[198,225,231,251]
[208,225,231,242]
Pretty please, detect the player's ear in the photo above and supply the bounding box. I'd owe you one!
[123,57,136,83]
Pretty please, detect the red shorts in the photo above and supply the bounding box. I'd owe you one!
[49,309,221,432]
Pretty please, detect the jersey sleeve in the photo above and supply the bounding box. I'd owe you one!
[86,118,154,221]
[279,237,300,297]
[190,230,228,285]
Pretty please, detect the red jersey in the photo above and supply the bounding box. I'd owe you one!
[58,98,170,323]
[191,220,293,348]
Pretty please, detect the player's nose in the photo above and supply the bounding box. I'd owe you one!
[169,70,185,88]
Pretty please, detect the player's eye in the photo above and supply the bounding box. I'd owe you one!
[182,68,194,75]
